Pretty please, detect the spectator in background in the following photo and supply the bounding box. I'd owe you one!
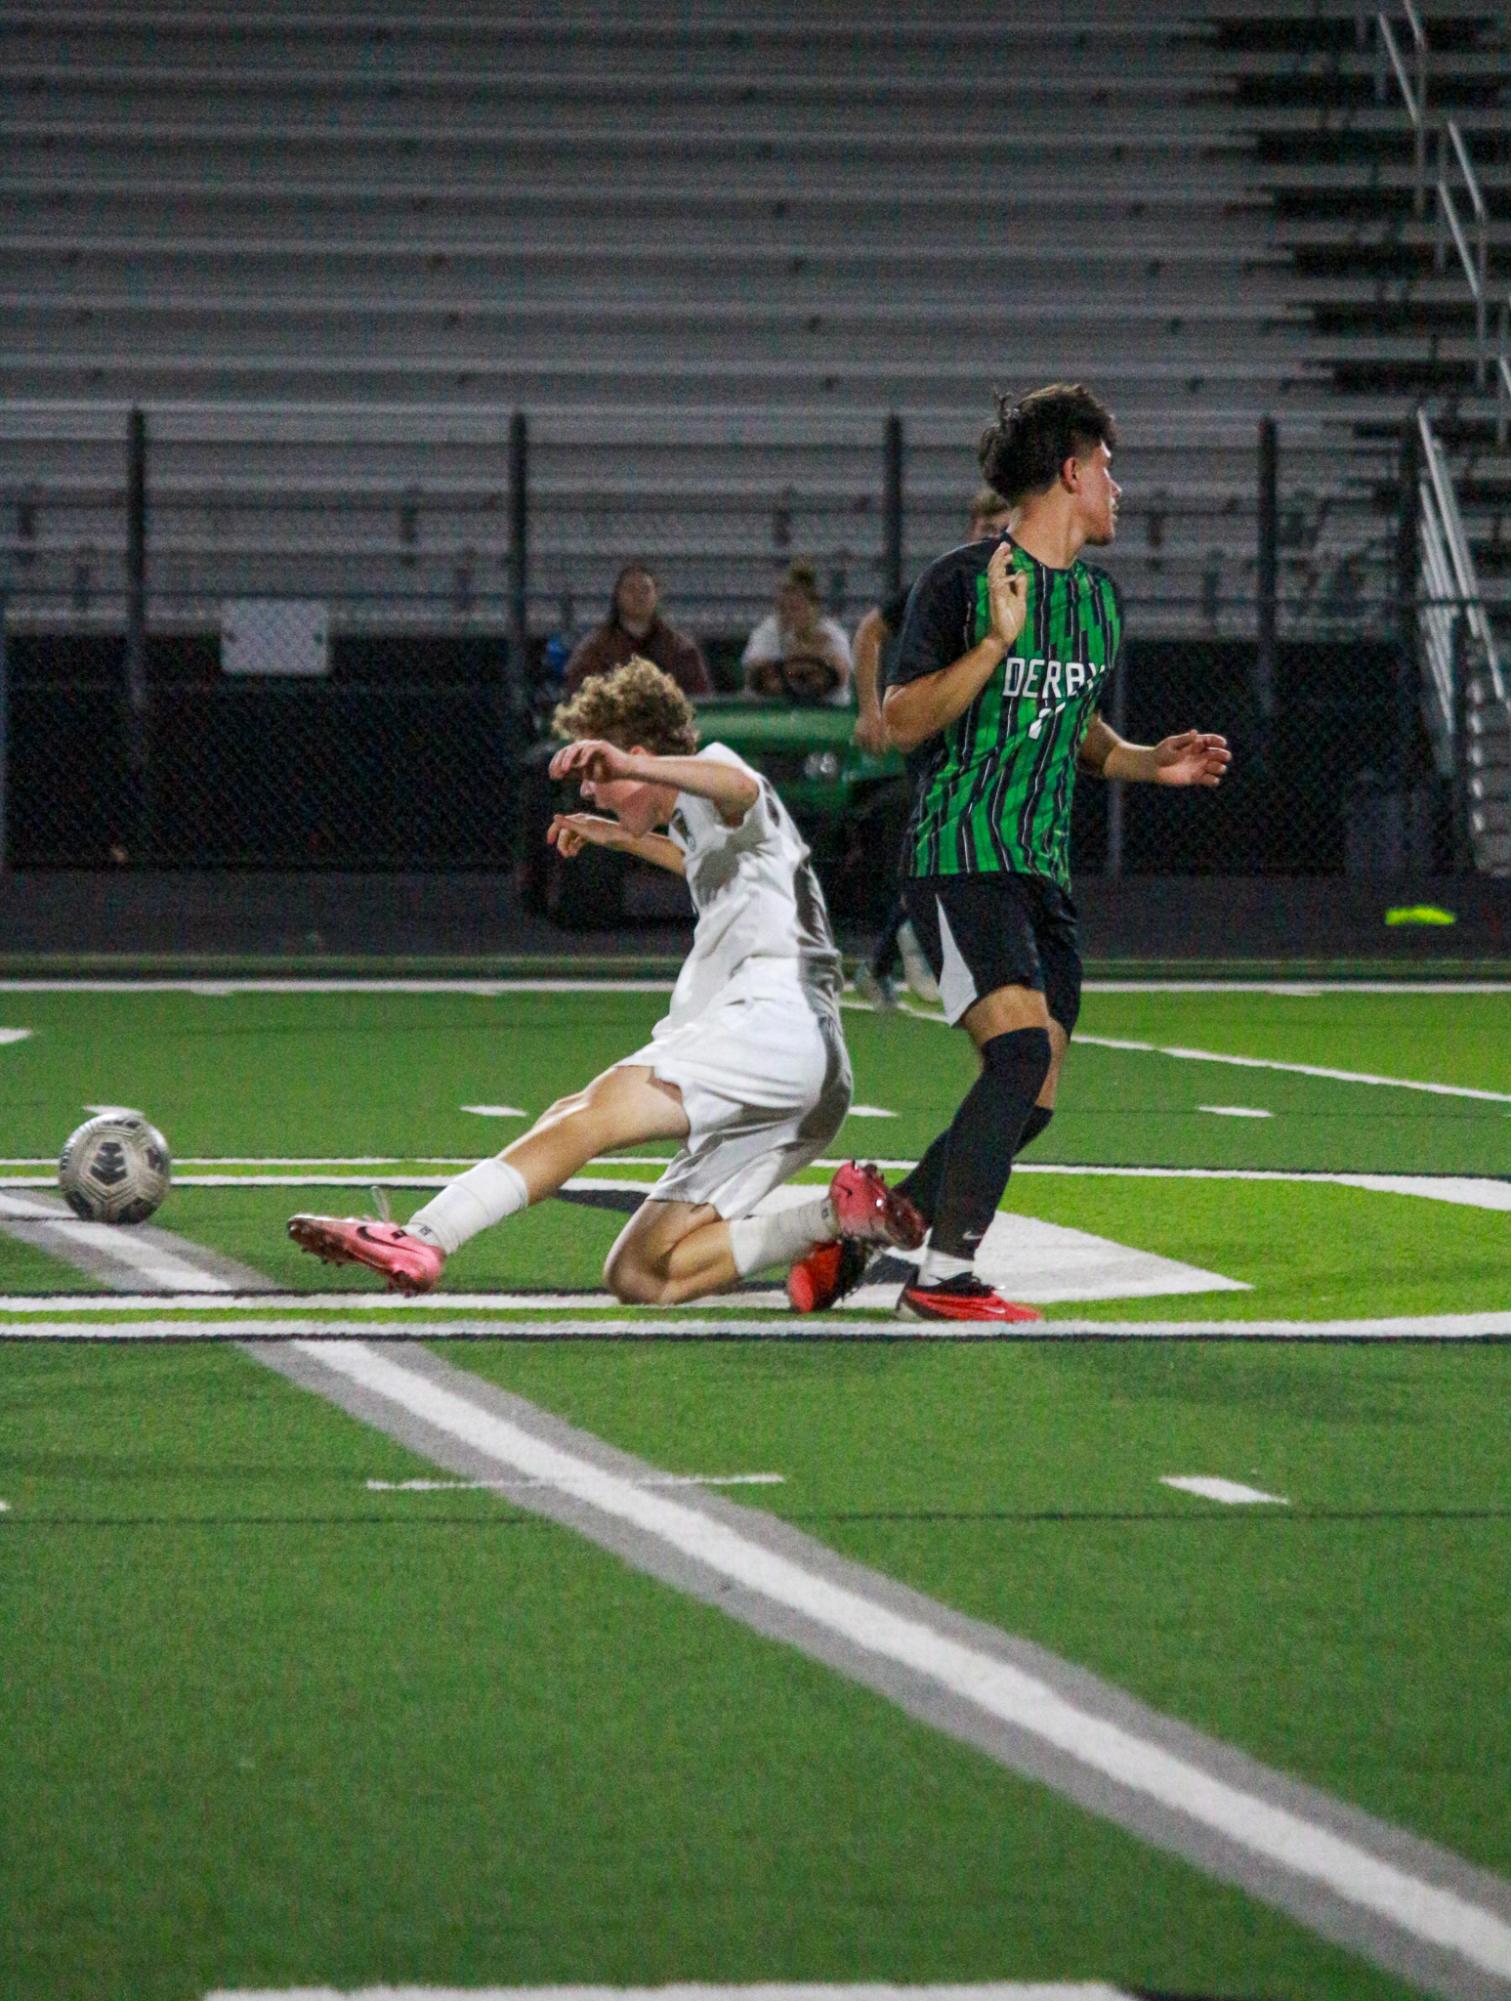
[563,561,712,698]
[742,560,852,705]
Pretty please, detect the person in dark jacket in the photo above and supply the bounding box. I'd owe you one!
[562,562,712,698]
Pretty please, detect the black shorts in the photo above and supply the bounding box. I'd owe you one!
[902,872,1082,1034]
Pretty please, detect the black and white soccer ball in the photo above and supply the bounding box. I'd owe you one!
[58,1112,172,1225]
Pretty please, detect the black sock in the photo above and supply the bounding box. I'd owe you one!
[896,1127,951,1221]
[901,1100,1054,1227]
[928,1027,1053,1262]
[1018,1103,1054,1154]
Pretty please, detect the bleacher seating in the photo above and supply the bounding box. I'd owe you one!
[0,0,1505,647]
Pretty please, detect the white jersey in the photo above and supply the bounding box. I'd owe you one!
[657,742,844,1033]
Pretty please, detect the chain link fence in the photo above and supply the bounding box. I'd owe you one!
[0,401,1481,892]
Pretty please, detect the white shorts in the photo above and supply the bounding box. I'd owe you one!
[617,972,852,1218]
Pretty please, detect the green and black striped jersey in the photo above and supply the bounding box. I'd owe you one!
[891,534,1122,888]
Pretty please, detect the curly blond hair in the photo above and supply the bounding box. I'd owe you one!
[550,656,700,756]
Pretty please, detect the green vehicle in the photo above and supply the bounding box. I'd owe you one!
[517,696,908,929]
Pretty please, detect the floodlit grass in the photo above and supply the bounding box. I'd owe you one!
[2,978,1508,2001]
[0,1341,1439,2001]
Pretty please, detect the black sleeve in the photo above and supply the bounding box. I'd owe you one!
[888,554,972,690]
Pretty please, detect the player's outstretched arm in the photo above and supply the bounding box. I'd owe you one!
[851,607,891,755]
[550,738,761,828]
[1079,715,1231,787]
[548,813,686,876]
[883,542,1027,752]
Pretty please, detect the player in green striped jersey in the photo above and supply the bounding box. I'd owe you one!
[789,384,1230,1323]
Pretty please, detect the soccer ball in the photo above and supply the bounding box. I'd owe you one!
[58,1112,172,1225]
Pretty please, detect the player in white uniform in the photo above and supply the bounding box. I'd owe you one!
[288,658,921,1301]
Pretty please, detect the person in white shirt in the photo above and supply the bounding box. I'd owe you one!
[288,658,920,1302]
[742,559,852,705]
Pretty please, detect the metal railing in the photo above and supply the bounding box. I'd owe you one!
[1371,0,1428,214]
[1370,7,1510,410]
[1411,410,1509,873]
[1415,409,1503,721]
[1434,119,1492,383]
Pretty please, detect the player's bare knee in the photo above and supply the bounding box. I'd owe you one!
[603,1246,669,1305]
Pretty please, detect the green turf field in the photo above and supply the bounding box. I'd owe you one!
[1,977,1508,2001]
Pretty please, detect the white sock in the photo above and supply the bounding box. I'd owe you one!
[406,1158,529,1256]
[728,1194,837,1277]
[921,1245,973,1284]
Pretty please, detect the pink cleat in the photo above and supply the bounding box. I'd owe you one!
[287,1214,445,1295]
[826,1161,926,1250]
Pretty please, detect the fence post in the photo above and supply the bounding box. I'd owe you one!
[1255,414,1278,729]
[1394,413,1423,790]
[507,410,530,728]
[1450,608,1472,872]
[882,413,904,602]
[123,406,151,861]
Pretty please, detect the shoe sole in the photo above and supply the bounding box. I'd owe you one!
[897,1290,1044,1324]
[287,1215,435,1295]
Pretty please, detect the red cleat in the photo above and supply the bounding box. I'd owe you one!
[827,1161,925,1250]
[898,1272,1043,1324]
[786,1235,871,1313]
[287,1213,445,1295]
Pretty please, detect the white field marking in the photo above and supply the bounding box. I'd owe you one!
[206,1985,1136,2001]
[82,1102,141,1115]
[847,1209,1247,1307]
[4,1313,1510,1341]
[287,1340,1511,1981]
[0,1193,244,1291]
[1075,1032,1511,1104]
[365,1472,786,1492]
[1163,1475,1289,1506]
[878,992,1511,1102]
[0,1499,9,1512]
[460,1104,526,1118]
[846,1104,898,1118]
[3,1165,1509,1215]
[2,976,1502,995]
[1199,1104,1274,1119]
[0,1028,32,1045]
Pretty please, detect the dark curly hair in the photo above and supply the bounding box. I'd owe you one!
[978,382,1118,507]
[550,655,700,757]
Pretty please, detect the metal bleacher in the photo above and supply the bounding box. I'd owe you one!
[0,0,1505,647]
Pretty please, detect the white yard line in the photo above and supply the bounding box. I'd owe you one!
[4,1163,1505,1212]
[271,1339,1511,1984]
[365,1472,786,1493]
[0,1192,247,1290]
[1075,1034,1511,1104]
[1162,1476,1289,1506]
[869,991,1510,1103]
[0,977,1503,994]
[1199,1105,1274,1119]
[208,1986,1134,2001]
[0,1028,33,1044]
[2,1312,1508,1340]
